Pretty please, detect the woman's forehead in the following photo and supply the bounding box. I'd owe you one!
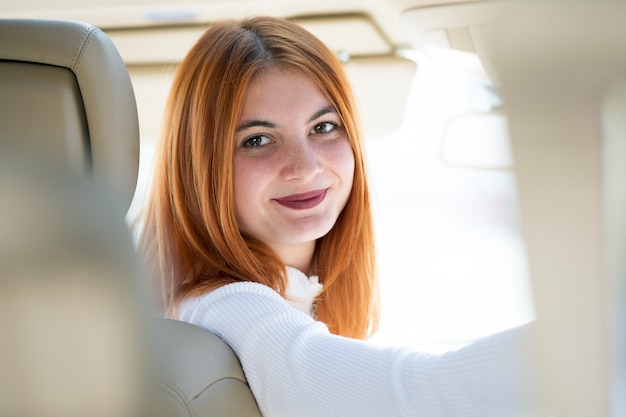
[239,68,334,124]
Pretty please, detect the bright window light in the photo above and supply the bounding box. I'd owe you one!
[367,52,534,352]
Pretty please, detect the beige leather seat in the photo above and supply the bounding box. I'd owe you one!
[0,18,261,417]
[0,18,139,206]
[151,319,262,417]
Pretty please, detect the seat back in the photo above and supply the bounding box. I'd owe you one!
[0,18,261,417]
[0,156,149,417]
[151,319,262,417]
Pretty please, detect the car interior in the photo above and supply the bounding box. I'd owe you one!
[1,0,625,416]
[492,4,626,416]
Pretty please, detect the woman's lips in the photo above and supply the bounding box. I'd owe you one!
[274,189,327,210]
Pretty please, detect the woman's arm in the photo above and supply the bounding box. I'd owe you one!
[177,282,536,417]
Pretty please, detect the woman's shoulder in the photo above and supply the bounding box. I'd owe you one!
[176,281,286,322]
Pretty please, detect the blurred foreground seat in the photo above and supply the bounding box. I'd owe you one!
[0,18,261,417]
[0,157,148,417]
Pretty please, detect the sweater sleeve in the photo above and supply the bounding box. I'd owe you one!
[176,282,537,417]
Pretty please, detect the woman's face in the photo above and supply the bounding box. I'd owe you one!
[233,67,354,265]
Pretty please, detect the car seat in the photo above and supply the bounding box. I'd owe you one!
[0,18,261,417]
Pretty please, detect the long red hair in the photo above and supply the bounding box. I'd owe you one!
[138,16,378,339]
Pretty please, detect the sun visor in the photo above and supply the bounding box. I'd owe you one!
[402,1,512,86]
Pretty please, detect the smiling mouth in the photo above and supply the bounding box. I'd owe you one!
[273,189,327,210]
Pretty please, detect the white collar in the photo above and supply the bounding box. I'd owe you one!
[285,266,323,317]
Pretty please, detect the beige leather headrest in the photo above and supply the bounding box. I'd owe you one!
[0,19,139,210]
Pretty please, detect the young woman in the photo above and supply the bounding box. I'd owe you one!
[140,16,377,340]
[139,16,536,417]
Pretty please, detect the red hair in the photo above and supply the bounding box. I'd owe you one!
[138,16,378,339]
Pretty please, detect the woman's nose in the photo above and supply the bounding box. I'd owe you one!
[280,138,323,181]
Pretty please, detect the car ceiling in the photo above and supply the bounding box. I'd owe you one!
[1,0,502,137]
[0,0,494,57]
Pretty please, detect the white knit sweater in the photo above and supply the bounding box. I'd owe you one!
[176,276,536,417]
[283,266,322,317]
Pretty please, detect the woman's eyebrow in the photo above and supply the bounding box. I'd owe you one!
[236,105,337,132]
[236,119,276,132]
[308,105,337,123]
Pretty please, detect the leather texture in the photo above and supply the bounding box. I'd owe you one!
[150,319,263,417]
[0,18,139,209]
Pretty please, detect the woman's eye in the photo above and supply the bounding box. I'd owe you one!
[242,135,271,148]
[311,122,338,135]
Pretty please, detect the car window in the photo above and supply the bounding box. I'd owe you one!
[366,51,534,352]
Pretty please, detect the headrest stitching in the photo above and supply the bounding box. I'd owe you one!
[71,24,99,73]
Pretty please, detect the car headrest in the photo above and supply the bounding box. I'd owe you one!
[0,18,139,211]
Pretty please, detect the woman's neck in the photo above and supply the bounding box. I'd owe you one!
[269,240,316,275]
